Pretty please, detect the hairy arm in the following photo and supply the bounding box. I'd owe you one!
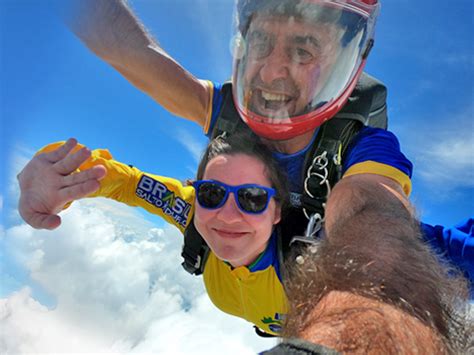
[297,291,447,354]
[323,173,413,234]
[65,0,210,125]
[280,174,471,354]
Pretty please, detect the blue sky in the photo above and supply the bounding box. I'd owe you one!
[1,0,473,353]
[1,0,472,226]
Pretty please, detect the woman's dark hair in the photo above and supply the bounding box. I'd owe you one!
[196,132,289,213]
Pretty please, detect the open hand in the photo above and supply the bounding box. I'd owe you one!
[17,138,107,229]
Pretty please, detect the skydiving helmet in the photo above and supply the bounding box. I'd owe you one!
[231,0,380,140]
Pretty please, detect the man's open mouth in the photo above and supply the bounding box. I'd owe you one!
[261,91,292,109]
[253,89,295,115]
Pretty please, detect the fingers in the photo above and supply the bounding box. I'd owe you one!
[24,211,62,230]
[46,138,78,163]
[54,146,92,175]
[62,165,107,187]
[40,215,62,230]
[59,179,101,202]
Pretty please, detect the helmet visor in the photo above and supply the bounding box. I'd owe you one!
[232,0,379,127]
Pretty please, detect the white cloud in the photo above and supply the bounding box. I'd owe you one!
[7,144,35,225]
[1,287,275,355]
[442,53,472,66]
[416,135,473,187]
[397,108,474,191]
[1,288,124,354]
[175,128,207,165]
[131,293,276,355]
[1,199,276,354]
[9,143,34,178]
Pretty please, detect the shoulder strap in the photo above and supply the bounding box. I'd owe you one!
[337,72,388,129]
[299,117,362,218]
[284,74,388,252]
[300,72,388,218]
[210,82,250,139]
[181,217,210,276]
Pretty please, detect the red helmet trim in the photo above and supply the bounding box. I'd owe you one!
[294,0,379,18]
[236,61,368,140]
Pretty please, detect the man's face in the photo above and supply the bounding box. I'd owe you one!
[241,13,341,120]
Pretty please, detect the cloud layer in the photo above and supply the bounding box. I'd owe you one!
[1,199,276,354]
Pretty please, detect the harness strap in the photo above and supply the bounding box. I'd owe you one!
[181,218,210,276]
[300,117,362,218]
[338,72,388,129]
[212,82,244,138]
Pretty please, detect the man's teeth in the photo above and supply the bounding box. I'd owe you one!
[261,91,289,102]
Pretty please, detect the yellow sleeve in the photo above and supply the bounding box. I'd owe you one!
[129,173,195,233]
[36,142,195,233]
[202,80,214,135]
[343,161,412,196]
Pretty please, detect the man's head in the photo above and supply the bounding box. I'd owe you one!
[232,0,380,140]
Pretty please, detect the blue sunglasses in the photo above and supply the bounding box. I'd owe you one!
[193,180,276,214]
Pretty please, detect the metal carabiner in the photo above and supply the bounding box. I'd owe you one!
[305,213,322,238]
[289,213,322,247]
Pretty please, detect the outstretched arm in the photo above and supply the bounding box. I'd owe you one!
[324,173,413,234]
[65,0,210,125]
[276,174,472,354]
[17,138,107,230]
[18,139,195,232]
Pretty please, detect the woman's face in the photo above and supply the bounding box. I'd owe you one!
[193,153,281,267]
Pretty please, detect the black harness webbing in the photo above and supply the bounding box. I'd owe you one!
[300,118,362,215]
[211,82,250,139]
[181,216,210,276]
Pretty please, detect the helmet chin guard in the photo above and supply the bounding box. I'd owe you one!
[232,0,380,140]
